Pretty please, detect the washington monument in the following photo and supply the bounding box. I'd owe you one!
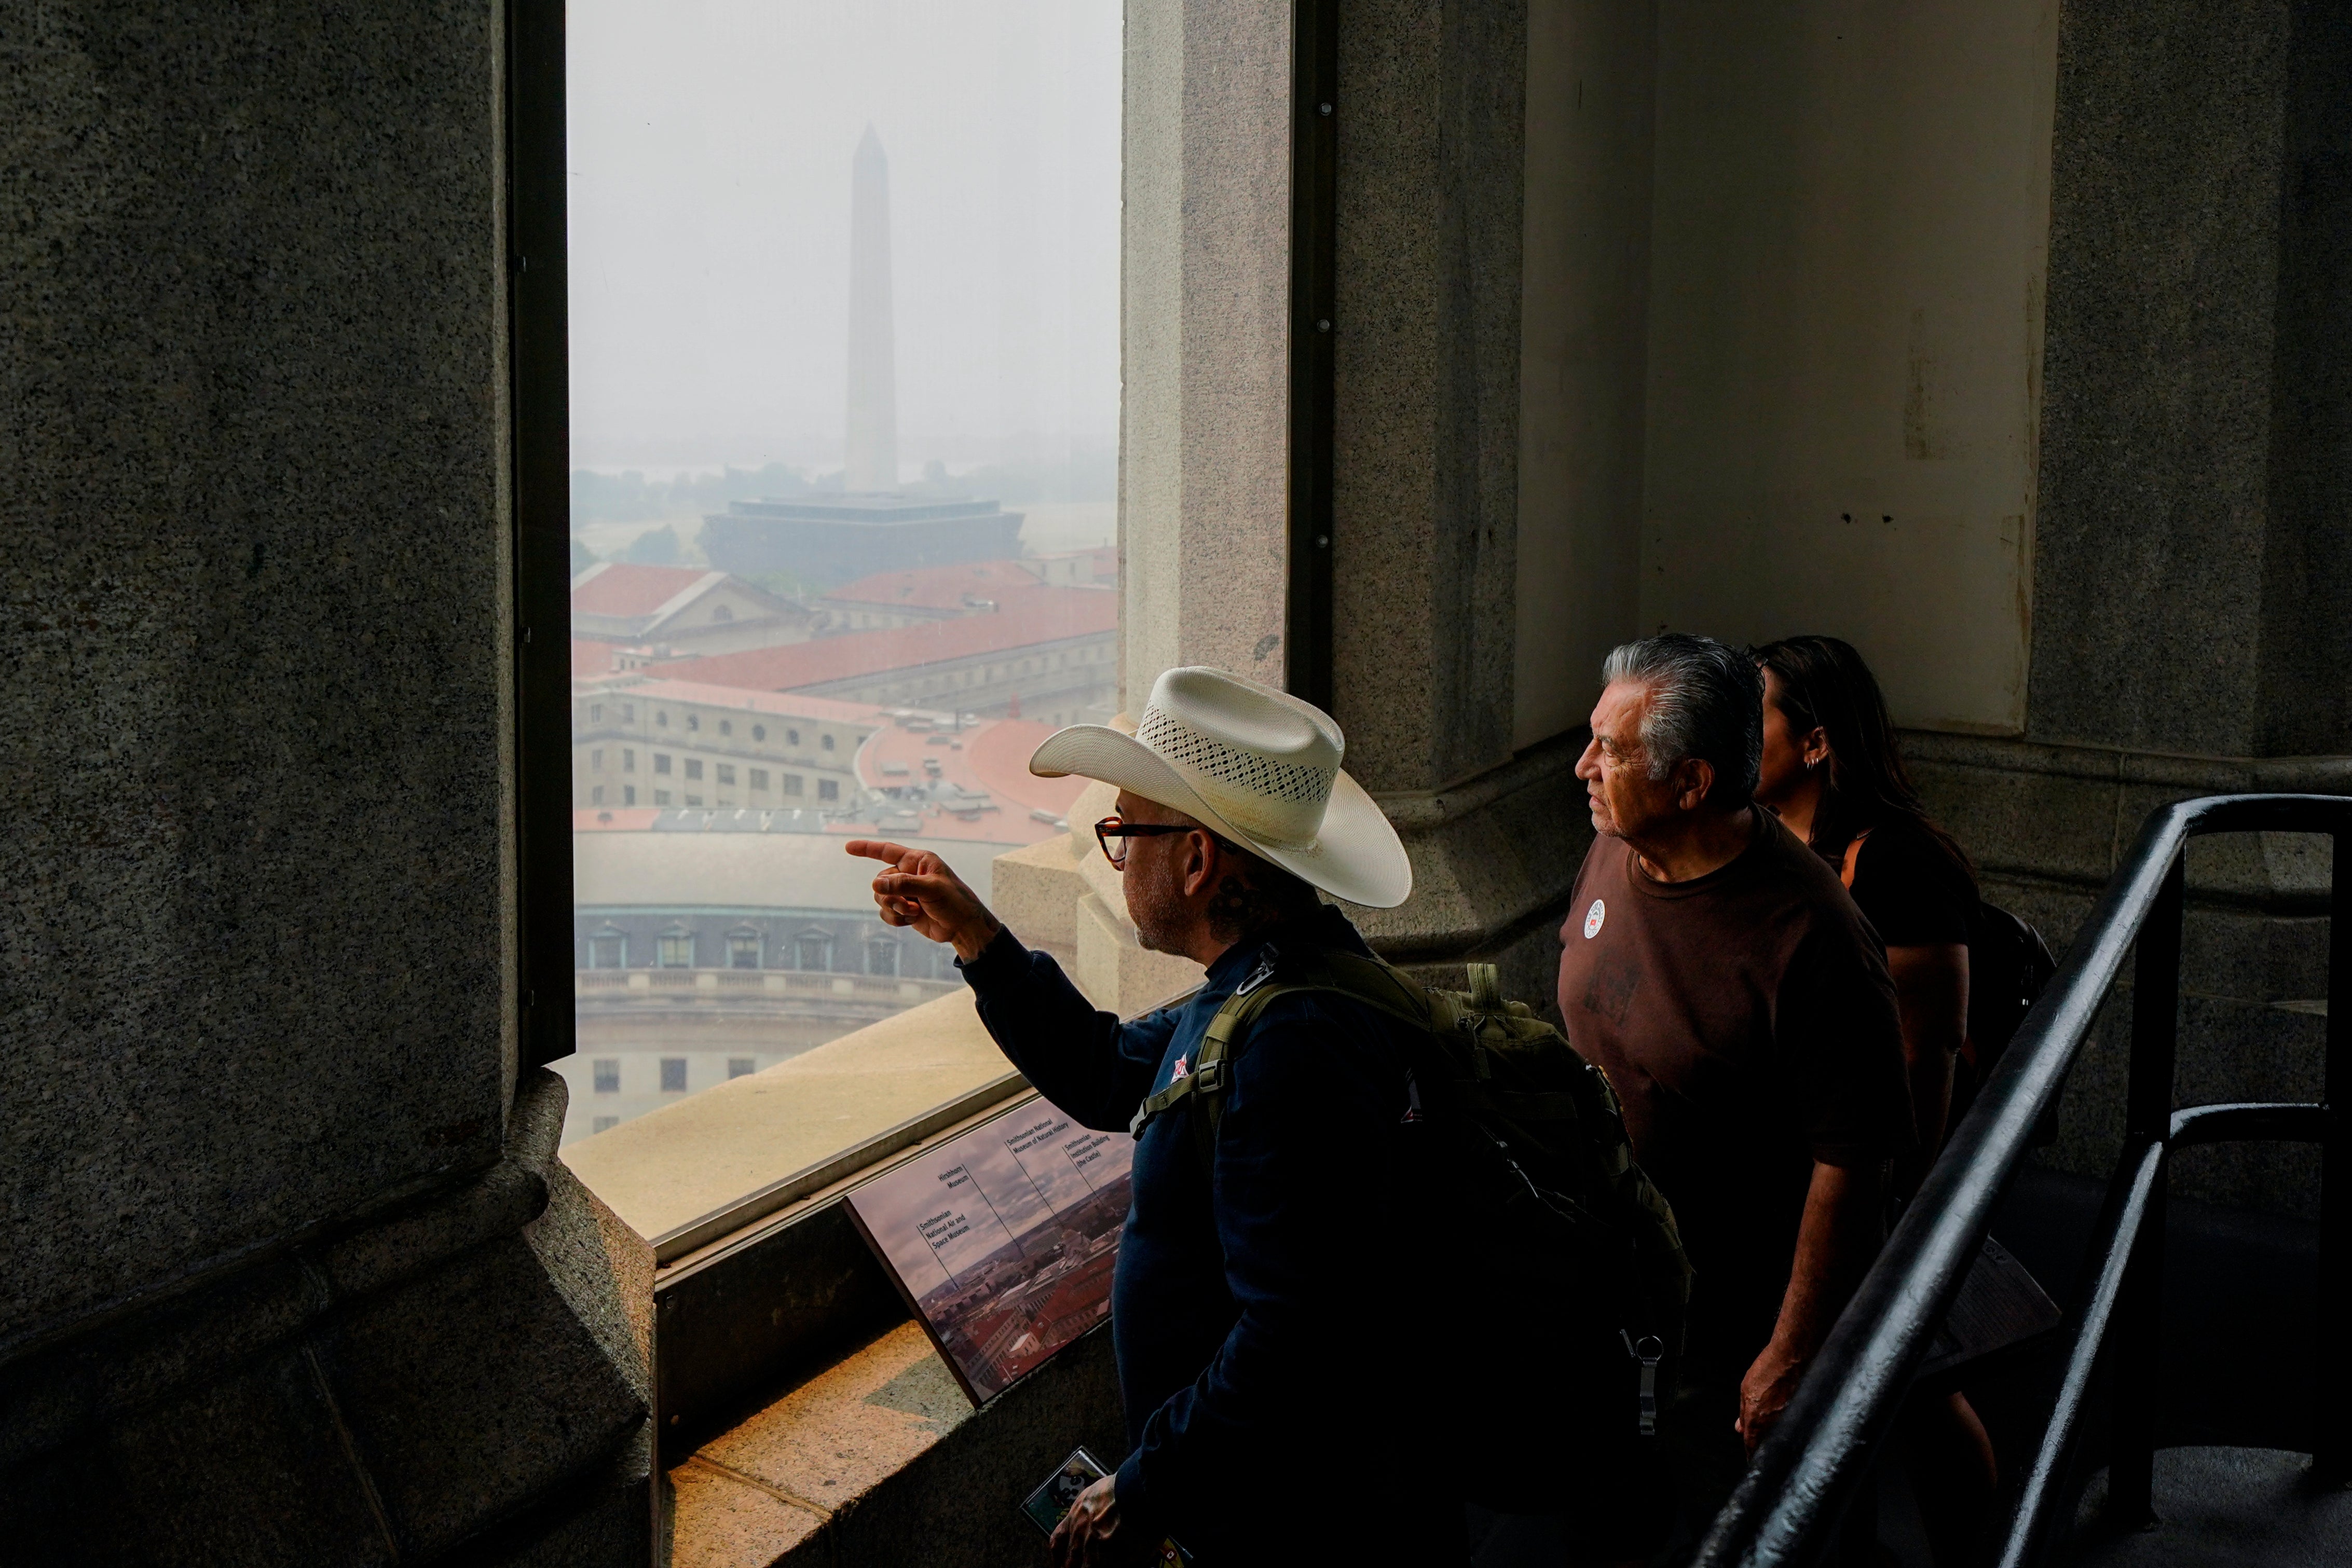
[844,125,898,493]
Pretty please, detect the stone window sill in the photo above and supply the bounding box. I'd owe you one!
[665,1318,1125,1568]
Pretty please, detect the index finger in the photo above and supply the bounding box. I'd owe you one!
[843,839,917,865]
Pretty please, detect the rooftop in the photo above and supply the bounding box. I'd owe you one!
[570,562,722,618]
[826,558,1057,611]
[648,585,1117,693]
[587,678,891,727]
[853,716,1087,841]
[572,638,629,679]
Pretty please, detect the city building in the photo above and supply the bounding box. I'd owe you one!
[644,584,1117,724]
[700,493,1028,586]
[569,562,815,654]
[569,680,883,811]
[558,813,1006,1144]
[822,551,1118,631]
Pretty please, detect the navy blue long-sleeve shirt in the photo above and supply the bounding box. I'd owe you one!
[959,905,1456,1561]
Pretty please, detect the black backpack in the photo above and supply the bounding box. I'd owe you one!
[1129,944,1691,1509]
[1958,900,2058,1133]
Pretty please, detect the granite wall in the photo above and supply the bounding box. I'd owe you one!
[1981,0,2350,1215]
[3,6,649,1560]
[2031,0,2352,760]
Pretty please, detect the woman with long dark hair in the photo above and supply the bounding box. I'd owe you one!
[1751,634,1994,1568]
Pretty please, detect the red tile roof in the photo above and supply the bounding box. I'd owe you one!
[572,638,627,678]
[571,563,716,617]
[609,679,886,725]
[575,808,664,831]
[651,585,1116,693]
[854,717,1088,822]
[826,558,1049,611]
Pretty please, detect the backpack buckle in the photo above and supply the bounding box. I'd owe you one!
[1621,1331,1665,1437]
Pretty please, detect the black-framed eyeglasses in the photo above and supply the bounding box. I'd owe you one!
[1093,814,1195,870]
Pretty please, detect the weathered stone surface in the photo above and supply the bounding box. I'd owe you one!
[2,0,510,1352]
[667,1460,826,1568]
[2029,0,2352,758]
[672,1318,1127,1568]
[1331,0,1527,793]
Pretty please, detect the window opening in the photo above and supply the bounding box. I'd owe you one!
[559,1,1119,1156]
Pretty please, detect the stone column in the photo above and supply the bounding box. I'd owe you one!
[1119,0,1296,704]
[1,7,651,1560]
[1918,0,2352,1217]
[2028,0,2352,759]
[1319,0,1623,1006]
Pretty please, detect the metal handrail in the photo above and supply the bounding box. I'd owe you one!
[1693,793,2350,1568]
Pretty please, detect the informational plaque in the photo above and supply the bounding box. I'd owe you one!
[845,1095,1133,1405]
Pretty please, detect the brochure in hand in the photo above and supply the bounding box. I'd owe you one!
[844,1094,1132,1405]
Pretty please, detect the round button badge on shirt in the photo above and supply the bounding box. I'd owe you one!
[1583,899,1606,939]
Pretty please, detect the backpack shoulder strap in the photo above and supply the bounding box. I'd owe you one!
[1125,947,1441,1147]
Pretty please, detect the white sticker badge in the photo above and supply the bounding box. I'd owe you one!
[1582,899,1607,939]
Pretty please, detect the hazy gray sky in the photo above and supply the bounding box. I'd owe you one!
[567,1,1122,475]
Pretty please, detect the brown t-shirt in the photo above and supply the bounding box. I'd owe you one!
[1556,810,1911,1363]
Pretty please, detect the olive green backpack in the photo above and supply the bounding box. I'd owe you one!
[1130,945,1692,1497]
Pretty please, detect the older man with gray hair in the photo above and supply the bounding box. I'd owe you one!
[1557,633,1912,1550]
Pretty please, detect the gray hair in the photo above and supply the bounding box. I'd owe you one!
[1599,634,1762,805]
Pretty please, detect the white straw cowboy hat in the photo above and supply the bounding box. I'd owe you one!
[1028,666,1413,909]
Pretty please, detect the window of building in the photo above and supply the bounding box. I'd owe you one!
[562,3,1120,1172]
[728,1057,755,1079]
[593,1058,621,1093]
[592,1116,620,1135]
[660,1058,688,1093]
[590,927,626,968]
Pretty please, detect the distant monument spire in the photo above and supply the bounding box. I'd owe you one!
[844,125,898,493]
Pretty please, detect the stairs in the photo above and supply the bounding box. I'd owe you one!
[2064,1448,2349,1568]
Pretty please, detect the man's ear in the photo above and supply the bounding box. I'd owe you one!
[1181,830,1219,899]
[1674,757,1717,814]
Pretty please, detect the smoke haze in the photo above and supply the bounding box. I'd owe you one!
[566,0,1122,478]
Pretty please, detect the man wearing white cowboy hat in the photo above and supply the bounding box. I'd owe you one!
[850,667,1461,1566]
